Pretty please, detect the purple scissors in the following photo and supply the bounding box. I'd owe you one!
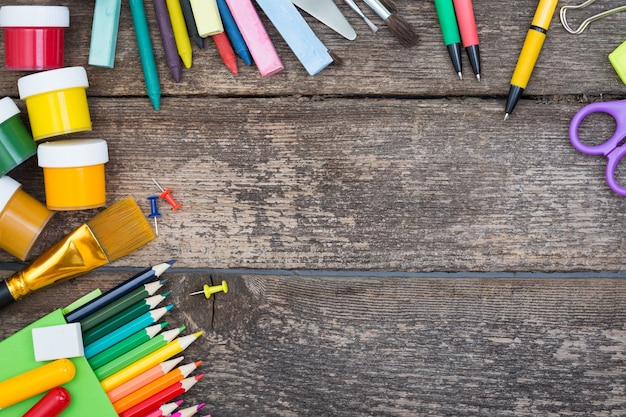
[569,99,626,196]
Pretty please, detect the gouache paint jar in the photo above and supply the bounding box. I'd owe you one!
[18,66,91,141]
[0,5,70,71]
[0,97,37,176]
[38,139,109,210]
[0,176,54,260]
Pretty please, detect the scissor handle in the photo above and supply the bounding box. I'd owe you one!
[605,146,626,196]
[569,99,626,156]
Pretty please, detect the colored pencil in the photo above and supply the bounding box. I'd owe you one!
[212,32,237,74]
[65,261,174,323]
[216,0,252,65]
[89,322,168,370]
[118,375,204,417]
[142,400,184,417]
[166,0,193,68]
[95,326,185,380]
[170,402,206,417]
[83,292,170,345]
[94,326,185,380]
[101,331,203,392]
[107,357,184,403]
[113,361,202,413]
[79,280,166,332]
[85,305,173,359]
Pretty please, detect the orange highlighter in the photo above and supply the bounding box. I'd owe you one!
[0,358,75,410]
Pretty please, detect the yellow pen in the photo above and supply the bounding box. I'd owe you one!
[0,358,75,409]
[100,331,202,392]
[190,0,224,37]
[504,0,558,120]
[165,0,193,68]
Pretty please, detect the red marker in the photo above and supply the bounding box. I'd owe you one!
[23,387,71,417]
[118,374,204,417]
[452,0,481,81]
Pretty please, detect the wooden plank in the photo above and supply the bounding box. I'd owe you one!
[2,270,626,416]
[2,97,623,272]
[0,0,626,97]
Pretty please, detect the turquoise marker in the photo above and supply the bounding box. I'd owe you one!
[89,0,122,68]
[216,0,252,66]
[84,305,173,359]
[128,0,161,110]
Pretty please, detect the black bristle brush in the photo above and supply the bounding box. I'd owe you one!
[362,0,418,47]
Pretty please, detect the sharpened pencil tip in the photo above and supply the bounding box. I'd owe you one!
[167,260,177,265]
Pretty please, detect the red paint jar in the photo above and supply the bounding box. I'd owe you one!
[0,6,70,71]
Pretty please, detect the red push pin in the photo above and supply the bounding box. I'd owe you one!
[152,178,182,211]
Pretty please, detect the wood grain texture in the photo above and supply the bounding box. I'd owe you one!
[1,0,626,415]
[0,0,623,272]
[2,270,626,416]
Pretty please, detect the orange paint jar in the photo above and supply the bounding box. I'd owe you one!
[0,176,54,260]
[37,139,109,210]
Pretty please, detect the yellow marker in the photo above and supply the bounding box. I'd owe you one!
[189,280,228,298]
[101,331,202,392]
[0,358,76,409]
[189,0,224,37]
[165,0,193,68]
[504,0,558,119]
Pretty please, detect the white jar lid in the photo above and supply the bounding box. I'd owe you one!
[0,6,69,28]
[0,176,21,212]
[0,97,20,125]
[38,139,109,168]
[18,66,89,100]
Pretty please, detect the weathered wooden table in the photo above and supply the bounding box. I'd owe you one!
[2,0,626,415]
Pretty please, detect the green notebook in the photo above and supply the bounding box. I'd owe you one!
[0,309,118,417]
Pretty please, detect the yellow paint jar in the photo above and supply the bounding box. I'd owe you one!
[0,176,54,260]
[38,139,109,210]
[17,66,91,141]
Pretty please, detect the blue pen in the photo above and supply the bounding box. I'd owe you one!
[84,305,173,359]
[216,0,252,66]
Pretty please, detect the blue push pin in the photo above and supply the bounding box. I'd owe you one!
[147,195,161,236]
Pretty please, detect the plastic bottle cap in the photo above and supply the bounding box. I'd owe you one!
[0,97,20,125]
[0,176,21,212]
[38,139,109,168]
[17,66,89,100]
[0,6,70,28]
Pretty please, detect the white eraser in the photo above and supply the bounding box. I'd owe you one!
[32,323,84,361]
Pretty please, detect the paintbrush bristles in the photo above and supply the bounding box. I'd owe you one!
[87,196,156,261]
[329,50,343,66]
[386,14,418,47]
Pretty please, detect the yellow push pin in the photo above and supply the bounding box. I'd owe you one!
[189,280,228,298]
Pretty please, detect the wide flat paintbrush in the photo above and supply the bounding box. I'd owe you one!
[362,0,418,47]
[0,196,156,309]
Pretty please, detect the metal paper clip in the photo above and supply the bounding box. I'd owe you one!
[560,0,626,34]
